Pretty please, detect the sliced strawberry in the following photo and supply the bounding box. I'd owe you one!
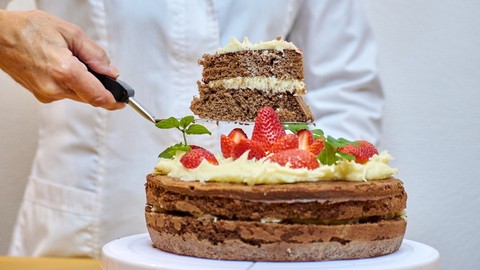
[251,106,286,150]
[228,128,248,142]
[297,129,314,150]
[231,139,266,160]
[220,128,248,158]
[307,139,325,155]
[220,135,235,158]
[269,134,299,154]
[269,149,320,170]
[180,148,219,169]
[339,140,378,164]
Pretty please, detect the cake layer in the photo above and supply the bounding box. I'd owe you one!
[145,212,406,261]
[190,85,314,122]
[146,174,406,220]
[200,50,304,83]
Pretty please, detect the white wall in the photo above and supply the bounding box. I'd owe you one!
[364,1,480,270]
[0,1,479,269]
[0,0,37,256]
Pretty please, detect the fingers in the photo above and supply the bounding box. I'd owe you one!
[61,23,120,79]
[63,57,126,110]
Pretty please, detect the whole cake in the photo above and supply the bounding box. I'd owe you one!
[190,37,314,122]
[146,107,407,262]
[146,37,407,262]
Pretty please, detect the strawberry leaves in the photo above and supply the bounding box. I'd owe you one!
[156,116,211,158]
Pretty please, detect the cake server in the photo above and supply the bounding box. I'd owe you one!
[89,69,159,123]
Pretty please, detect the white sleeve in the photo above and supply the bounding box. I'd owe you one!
[288,0,384,144]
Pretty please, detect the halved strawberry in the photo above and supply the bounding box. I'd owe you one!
[251,106,286,150]
[297,129,314,150]
[307,139,325,155]
[339,140,378,164]
[269,134,299,154]
[228,128,248,142]
[180,148,219,169]
[269,149,320,170]
[231,139,266,160]
[220,128,248,158]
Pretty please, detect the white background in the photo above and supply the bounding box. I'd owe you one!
[1,1,479,269]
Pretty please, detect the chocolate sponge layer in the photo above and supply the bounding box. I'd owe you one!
[190,84,314,122]
[200,50,304,82]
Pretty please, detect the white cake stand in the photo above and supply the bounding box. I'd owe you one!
[101,234,439,270]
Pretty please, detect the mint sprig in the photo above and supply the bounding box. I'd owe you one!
[290,127,360,165]
[155,116,211,158]
[318,136,358,165]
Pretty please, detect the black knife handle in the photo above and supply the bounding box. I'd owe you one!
[88,68,135,103]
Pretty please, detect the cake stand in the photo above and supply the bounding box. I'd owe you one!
[101,234,439,270]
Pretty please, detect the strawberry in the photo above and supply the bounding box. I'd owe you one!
[307,139,325,155]
[231,139,266,160]
[269,149,320,170]
[251,106,286,150]
[220,135,235,158]
[228,128,248,142]
[269,134,299,153]
[220,128,248,158]
[297,129,314,150]
[180,148,219,169]
[339,140,378,164]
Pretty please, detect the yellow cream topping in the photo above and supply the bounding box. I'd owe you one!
[154,151,398,185]
[206,76,306,94]
[216,37,300,54]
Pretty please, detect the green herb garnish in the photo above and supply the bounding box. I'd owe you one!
[155,116,211,158]
[318,136,359,165]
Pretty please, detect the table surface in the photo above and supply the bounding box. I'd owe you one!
[0,256,101,270]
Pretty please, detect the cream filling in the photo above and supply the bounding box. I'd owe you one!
[216,37,300,54]
[206,76,305,94]
[154,151,398,185]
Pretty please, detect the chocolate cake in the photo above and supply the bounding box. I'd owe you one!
[145,174,407,261]
[147,37,406,262]
[190,37,314,122]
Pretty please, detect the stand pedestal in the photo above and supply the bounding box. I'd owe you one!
[101,234,439,270]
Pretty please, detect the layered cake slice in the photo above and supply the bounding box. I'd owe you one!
[147,106,407,262]
[190,37,314,122]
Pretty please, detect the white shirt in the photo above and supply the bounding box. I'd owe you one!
[5,0,383,258]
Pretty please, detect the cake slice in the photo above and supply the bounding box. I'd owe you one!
[190,37,314,122]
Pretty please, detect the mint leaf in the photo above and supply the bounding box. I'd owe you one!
[186,124,212,135]
[311,129,324,139]
[337,152,355,161]
[283,123,309,133]
[156,115,212,158]
[158,143,191,159]
[156,117,180,129]
[180,116,195,129]
[318,143,338,165]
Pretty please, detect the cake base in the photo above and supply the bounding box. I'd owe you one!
[146,212,406,262]
[101,234,440,270]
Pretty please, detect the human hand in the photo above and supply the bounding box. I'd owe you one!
[0,9,125,110]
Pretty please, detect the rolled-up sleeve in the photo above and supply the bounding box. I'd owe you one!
[288,0,384,144]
